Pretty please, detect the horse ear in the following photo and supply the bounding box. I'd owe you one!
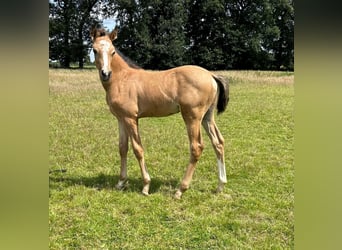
[90,27,97,42]
[109,26,119,41]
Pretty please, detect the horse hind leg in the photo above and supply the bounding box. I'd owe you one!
[175,115,204,199]
[202,109,227,193]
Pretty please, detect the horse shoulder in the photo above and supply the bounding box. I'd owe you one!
[106,72,140,117]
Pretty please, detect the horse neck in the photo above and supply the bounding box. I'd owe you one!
[111,53,131,73]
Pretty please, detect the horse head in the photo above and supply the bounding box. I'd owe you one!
[90,27,119,82]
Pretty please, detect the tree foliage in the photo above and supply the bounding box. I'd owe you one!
[113,0,189,69]
[49,0,102,68]
[49,0,294,70]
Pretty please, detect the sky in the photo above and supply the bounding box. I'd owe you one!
[103,18,116,30]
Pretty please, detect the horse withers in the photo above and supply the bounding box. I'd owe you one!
[90,27,229,199]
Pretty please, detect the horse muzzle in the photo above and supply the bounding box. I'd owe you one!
[100,70,112,82]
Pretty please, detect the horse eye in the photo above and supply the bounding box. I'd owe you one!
[111,51,115,56]
[93,49,97,55]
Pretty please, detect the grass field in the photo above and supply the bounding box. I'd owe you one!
[49,69,294,249]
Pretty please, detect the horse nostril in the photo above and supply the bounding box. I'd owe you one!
[101,70,112,80]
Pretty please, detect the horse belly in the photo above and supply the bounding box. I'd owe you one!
[138,101,179,118]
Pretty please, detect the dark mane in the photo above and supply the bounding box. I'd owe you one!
[115,49,142,69]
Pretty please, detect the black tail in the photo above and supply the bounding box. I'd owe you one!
[213,75,229,114]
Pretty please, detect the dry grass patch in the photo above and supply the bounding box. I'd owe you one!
[215,70,294,85]
[49,69,101,93]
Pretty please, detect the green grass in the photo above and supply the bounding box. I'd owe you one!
[49,69,294,249]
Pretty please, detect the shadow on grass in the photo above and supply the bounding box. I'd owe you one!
[49,172,179,195]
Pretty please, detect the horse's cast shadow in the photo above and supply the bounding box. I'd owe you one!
[49,171,179,195]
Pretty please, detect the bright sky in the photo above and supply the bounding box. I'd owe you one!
[103,18,116,30]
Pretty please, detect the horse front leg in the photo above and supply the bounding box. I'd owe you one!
[124,118,151,196]
[115,120,129,190]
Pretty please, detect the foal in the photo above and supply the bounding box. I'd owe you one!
[91,27,229,199]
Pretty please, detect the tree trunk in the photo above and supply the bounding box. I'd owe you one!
[78,28,84,69]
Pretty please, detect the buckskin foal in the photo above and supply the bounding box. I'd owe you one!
[90,27,229,199]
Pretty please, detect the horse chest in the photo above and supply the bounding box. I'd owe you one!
[106,89,138,117]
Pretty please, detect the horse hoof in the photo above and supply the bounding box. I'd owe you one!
[142,191,149,196]
[115,184,124,190]
[216,183,225,193]
[174,190,182,199]
[142,183,150,196]
[115,179,128,190]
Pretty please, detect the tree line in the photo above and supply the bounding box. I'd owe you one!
[49,0,293,70]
